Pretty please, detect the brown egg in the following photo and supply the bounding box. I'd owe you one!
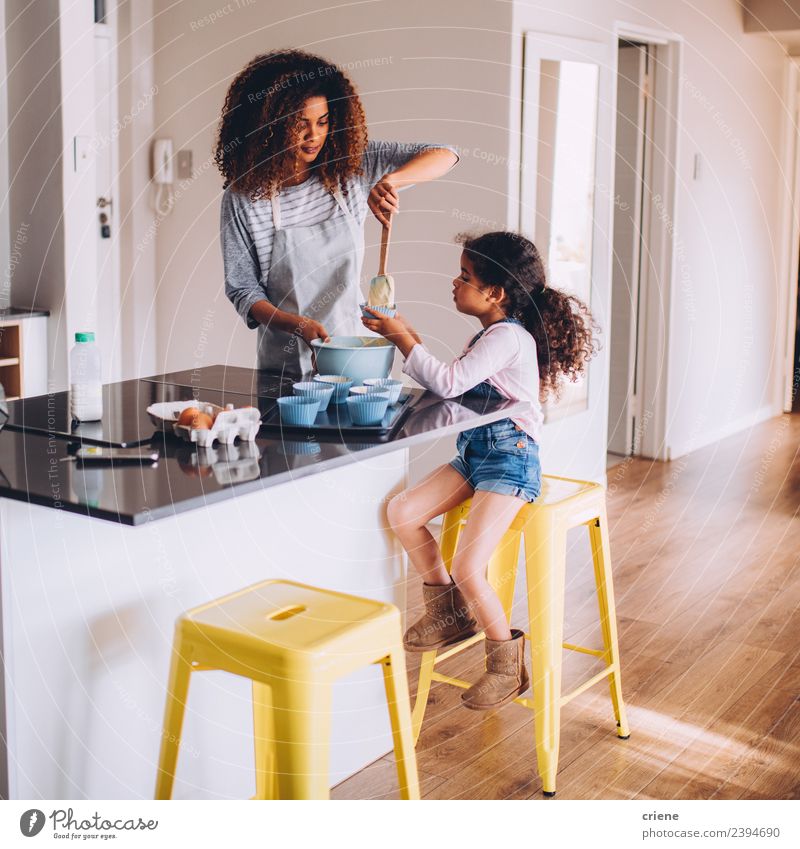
[177,407,213,430]
[177,407,201,427]
[191,412,214,430]
[178,460,213,478]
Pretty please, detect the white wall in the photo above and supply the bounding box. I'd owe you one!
[117,0,158,380]
[5,0,66,386]
[150,0,514,476]
[512,0,788,474]
[142,0,788,480]
[58,0,99,383]
[0,2,10,305]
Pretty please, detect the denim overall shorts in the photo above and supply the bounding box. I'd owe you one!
[447,320,542,503]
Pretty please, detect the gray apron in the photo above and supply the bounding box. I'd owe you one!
[256,187,364,379]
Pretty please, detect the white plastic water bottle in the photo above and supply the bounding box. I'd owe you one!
[69,332,103,421]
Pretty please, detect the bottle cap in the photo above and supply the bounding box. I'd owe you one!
[75,332,95,343]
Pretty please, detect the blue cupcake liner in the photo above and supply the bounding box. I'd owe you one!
[346,394,391,426]
[313,375,354,403]
[360,302,397,319]
[363,378,403,405]
[293,381,334,412]
[277,439,322,456]
[277,396,321,427]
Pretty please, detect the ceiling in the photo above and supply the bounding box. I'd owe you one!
[743,0,800,53]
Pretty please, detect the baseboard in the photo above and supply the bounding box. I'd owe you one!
[667,403,779,459]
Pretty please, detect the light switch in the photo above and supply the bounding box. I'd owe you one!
[74,135,92,173]
[693,153,702,181]
[177,150,193,179]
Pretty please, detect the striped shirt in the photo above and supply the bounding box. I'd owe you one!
[221,140,459,329]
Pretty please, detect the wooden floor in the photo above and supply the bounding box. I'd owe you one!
[332,411,800,800]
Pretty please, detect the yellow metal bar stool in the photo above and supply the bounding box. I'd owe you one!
[155,578,420,800]
[411,474,630,797]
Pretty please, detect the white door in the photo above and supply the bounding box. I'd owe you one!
[607,42,653,456]
[520,33,615,481]
[94,6,122,382]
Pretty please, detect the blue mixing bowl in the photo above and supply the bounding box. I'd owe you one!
[311,336,395,383]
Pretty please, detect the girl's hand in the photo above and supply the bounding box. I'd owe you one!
[362,307,419,358]
[368,176,399,227]
[361,308,406,340]
[392,312,422,344]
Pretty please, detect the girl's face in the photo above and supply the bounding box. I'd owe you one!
[292,96,329,163]
[452,252,505,316]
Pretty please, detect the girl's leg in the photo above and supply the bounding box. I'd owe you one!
[450,490,526,641]
[387,464,474,585]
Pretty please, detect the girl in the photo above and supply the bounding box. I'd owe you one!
[216,49,458,379]
[362,231,598,710]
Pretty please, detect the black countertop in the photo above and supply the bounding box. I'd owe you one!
[0,366,523,525]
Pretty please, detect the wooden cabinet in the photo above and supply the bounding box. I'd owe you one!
[0,311,48,399]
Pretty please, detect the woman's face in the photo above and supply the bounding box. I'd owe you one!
[292,96,329,164]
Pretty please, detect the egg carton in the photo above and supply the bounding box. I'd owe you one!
[194,442,262,485]
[146,400,225,432]
[172,403,261,447]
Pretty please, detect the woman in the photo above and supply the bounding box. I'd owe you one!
[216,49,459,378]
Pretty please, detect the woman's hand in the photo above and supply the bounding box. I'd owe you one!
[368,176,399,227]
[293,316,331,346]
[361,308,418,358]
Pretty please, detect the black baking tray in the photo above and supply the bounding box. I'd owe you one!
[260,390,421,442]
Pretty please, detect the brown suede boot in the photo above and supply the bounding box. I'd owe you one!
[403,581,478,652]
[461,628,530,710]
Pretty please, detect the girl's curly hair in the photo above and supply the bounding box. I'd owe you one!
[214,49,368,200]
[457,231,600,400]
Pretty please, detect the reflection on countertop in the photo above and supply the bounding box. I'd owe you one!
[0,366,524,525]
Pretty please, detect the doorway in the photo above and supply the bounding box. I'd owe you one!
[792,253,800,412]
[607,40,654,464]
[606,27,681,465]
[94,1,122,382]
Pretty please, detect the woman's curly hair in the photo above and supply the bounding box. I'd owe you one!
[214,50,368,200]
[457,231,600,400]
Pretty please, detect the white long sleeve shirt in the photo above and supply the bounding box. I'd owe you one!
[401,320,544,442]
